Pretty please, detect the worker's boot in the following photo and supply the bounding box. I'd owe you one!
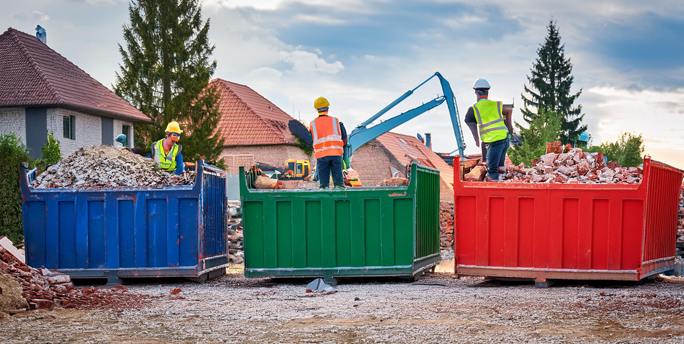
[334,185,346,190]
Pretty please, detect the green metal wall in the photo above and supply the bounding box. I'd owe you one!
[239,163,441,282]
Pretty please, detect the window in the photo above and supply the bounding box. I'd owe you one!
[63,115,75,140]
[122,125,130,136]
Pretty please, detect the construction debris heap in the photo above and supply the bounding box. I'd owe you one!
[463,148,643,184]
[33,146,195,189]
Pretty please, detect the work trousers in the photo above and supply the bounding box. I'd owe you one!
[485,136,509,180]
[317,155,344,188]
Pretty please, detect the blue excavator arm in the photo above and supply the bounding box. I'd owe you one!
[344,72,466,166]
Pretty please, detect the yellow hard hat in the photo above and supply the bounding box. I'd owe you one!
[314,97,329,110]
[165,121,183,134]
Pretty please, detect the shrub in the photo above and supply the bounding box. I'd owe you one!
[0,134,32,244]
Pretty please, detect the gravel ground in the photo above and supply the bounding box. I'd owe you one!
[2,268,684,343]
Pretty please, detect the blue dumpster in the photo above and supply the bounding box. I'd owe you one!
[20,160,228,284]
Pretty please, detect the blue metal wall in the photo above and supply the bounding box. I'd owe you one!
[21,161,227,278]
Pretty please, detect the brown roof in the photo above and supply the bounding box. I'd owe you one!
[0,28,150,123]
[211,78,297,146]
[375,132,454,191]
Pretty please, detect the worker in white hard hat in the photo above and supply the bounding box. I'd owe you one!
[464,78,514,182]
[151,121,185,175]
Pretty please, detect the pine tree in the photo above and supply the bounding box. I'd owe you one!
[114,0,225,168]
[522,20,586,144]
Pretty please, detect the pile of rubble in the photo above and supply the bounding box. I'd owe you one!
[33,145,195,190]
[0,246,152,312]
[462,147,643,184]
[228,223,244,264]
[439,201,454,250]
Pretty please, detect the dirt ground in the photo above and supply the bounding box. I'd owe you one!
[2,267,684,344]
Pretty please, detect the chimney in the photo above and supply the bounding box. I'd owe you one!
[416,133,424,144]
[425,133,432,151]
[35,25,46,44]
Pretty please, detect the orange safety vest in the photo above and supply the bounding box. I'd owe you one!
[310,115,344,159]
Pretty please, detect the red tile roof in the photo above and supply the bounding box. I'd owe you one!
[375,132,454,191]
[211,78,297,146]
[0,28,150,123]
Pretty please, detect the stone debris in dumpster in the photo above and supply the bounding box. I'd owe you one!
[32,145,195,190]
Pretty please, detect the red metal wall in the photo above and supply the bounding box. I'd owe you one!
[453,157,682,281]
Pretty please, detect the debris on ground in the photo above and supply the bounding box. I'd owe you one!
[33,145,195,190]
[439,201,454,250]
[0,237,25,264]
[305,278,336,294]
[0,246,154,312]
[0,271,28,317]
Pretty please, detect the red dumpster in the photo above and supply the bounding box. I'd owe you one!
[453,156,683,285]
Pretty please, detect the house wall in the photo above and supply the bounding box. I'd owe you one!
[113,118,135,147]
[221,144,311,168]
[47,108,102,158]
[0,108,27,143]
[351,139,405,187]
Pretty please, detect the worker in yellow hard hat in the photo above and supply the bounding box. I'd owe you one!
[310,97,347,189]
[151,121,185,175]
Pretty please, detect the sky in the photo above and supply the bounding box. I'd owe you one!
[2,0,684,168]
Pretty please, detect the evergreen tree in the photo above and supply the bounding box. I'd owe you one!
[114,0,225,168]
[522,20,586,144]
[509,110,562,167]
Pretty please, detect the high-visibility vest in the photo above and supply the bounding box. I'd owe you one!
[153,139,181,172]
[310,115,344,159]
[472,100,508,143]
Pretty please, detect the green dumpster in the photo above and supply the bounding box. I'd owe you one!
[239,163,441,284]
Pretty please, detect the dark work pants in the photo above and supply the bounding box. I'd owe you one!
[317,155,344,188]
[485,137,509,180]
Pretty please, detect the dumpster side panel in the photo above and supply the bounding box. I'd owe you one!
[454,157,682,281]
[641,161,682,276]
[241,163,440,279]
[21,161,228,280]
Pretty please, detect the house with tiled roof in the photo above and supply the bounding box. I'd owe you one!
[0,27,151,158]
[352,132,454,200]
[210,78,310,168]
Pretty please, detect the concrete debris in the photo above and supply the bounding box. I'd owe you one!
[305,278,336,293]
[379,177,410,186]
[0,237,25,264]
[439,201,454,250]
[228,223,244,264]
[33,145,195,190]
[0,246,153,312]
[499,148,642,184]
[464,166,487,182]
[255,175,281,189]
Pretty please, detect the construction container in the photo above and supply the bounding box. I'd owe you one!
[239,163,441,284]
[453,156,683,286]
[20,161,228,285]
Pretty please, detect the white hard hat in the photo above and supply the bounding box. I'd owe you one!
[472,78,491,90]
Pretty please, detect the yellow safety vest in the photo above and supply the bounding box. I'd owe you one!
[472,100,508,143]
[153,140,181,172]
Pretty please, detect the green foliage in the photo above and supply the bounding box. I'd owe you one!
[35,132,61,172]
[509,110,563,167]
[522,19,586,144]
[294,136,314,157]
[0,134,32,244]
[590,132,645,167]
[114,0,225,168]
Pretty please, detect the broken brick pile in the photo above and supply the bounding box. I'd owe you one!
[33,145,195,190]
[501,148,643,184]
[439,201,454,250]
[0,247,153,312]
[228,223,244,264]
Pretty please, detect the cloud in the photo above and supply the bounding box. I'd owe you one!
[585,86,684,167]
[69,0,117,5]
[279,50,344,74]
[13,11,50,22]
